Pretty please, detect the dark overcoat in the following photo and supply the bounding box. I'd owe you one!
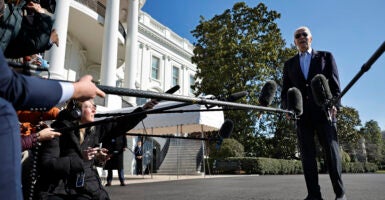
[103,135,127,170]
[38,108,146,200]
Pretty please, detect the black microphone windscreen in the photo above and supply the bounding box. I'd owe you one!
[218,119,234,139]
[226,91,248,102]
[259,80,277,106]
[287,87,303,116]
[156,85,180,101]
[165,85,180,94]
[310,74,333,107]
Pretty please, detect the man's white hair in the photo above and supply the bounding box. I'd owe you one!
[294,26,312,38]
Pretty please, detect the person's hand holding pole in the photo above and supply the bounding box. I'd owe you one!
[72,75,105,101]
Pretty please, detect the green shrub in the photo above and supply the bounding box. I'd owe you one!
[207,157,378,175]
[209,138,244,159]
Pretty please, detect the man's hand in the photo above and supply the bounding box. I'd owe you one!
[329,106,338,120]
[72,75,105,101]
[83,147,110,161]
[50,29,59,47]
[38,127,61,141]
[142,99,158,110]
[26,1,45,13]
[82,147,98,160]
[328,106,337,123]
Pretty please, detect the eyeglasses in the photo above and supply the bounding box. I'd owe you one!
[83,104,97,110]
[295,32,308,39]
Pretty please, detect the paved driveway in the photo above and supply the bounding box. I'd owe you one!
[105,174,385,200]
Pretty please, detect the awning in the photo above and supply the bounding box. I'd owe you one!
[98,101,224,135]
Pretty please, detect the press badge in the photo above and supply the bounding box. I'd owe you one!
[76,172,85,187]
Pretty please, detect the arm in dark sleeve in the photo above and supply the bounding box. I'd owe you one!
[123,135,127,149]
[326,53,342,108]
[39,137,83,177]
[0,49,62,110]
[21,134,36,151]
[99,107,147,142]
[134,146,140,157]
[40,119,84,177]
[281,62,291,109]
[4,13,54,58]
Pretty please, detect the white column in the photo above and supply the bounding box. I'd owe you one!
[163,55,170,91]
[124,0,140,106]
[47,0,71,80]
[181,65,186,95]
[100,0,121,109]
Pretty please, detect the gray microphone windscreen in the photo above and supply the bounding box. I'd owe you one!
[287,87,303,116]
[310,74,333,107]
[259,80,277,106]
[218,119,234,139]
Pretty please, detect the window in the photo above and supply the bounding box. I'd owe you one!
[172,66,180,86]
[136,97,148,106]
[151,56,160,80]
[116,79,123,87]
[189,75,195,94]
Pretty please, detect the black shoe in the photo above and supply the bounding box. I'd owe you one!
[120,182,126,186]
[105,182,111,187]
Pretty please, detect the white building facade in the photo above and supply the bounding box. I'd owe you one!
[45,0,197,175]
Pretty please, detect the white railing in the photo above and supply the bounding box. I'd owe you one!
[140,12,194,54]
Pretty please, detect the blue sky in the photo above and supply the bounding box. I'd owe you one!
[142,0,385,130]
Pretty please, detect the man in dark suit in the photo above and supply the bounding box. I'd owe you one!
[103,135,128,186]
[281,26,346,200]
[134,140,143,175]
[0,47,105,200]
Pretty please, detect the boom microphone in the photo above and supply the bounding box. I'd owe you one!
[259,80,277,106]
[216,119,234,150]
[287,87,303,117]
[310,74,333,107]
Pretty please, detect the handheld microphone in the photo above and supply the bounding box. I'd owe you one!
[310,74,333,124]
[259,80,277,107]
[216,119,234,150]
[287,87,303,117]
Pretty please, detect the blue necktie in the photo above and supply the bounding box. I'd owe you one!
[300,53,309,79]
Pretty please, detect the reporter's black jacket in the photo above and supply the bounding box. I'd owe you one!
[37,107,146,200]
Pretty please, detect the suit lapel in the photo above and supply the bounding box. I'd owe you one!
[292,54,306,82]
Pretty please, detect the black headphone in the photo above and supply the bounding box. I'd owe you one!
[68,99,82,120]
